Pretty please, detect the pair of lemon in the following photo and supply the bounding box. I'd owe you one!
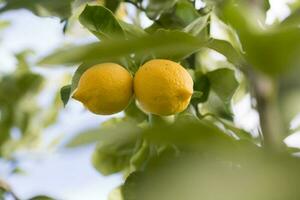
[73,59,194,116]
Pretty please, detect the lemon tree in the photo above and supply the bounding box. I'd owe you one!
[2,0,300,199]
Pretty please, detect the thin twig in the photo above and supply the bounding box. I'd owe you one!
[0,179,20,200]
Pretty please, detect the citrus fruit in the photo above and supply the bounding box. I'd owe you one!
[73,63,133,115]
[134,59,193,116]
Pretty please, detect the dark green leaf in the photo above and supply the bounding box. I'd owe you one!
[206,68,239,103]
[192,72,210,104]
[60,85,71,107]
[105,0,122,13]
[147,0,200,30]
[79,5,125,40]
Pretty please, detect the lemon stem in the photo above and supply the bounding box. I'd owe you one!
[148,114,175,126]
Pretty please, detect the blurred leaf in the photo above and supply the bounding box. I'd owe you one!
[79,5,125,40]
[281,9,300,28]
[92,120,142,175]
[29,195,56,200]
[206,38,245,67]
[130,140,150,170]
[206,68,239,103]
[122,147,300,200]
[0,0,74,19]
[243,28,300,76]
[39,30,207,66]
[142,120,234,150]
[66,129,102,148]
[66,117,130,148]
[222,2,300,76]
[0,20,10,30]
[60,85,71,107]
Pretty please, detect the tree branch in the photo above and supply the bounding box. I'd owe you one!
[247,69,286,151]
[0,179,19,200]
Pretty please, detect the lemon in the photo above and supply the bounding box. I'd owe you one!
[73,63,133,115]
[134,59,193,116]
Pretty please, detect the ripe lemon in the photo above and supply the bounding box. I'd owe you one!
[134,59,193,116]
[73,63,133,115]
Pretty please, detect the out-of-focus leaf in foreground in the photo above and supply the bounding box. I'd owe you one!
[91,120,142,175]
[122,129,300,200]
[0,0,74,19]
[38,30,207,66]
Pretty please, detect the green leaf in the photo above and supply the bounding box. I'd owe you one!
[105,0,122,12]
[66,117,134,148]
[147,0,200,30]
[119,21,147,38]
[124,100,148,123]
[281,9,300,28]
[206,39,245,67]
[66,129,102,148]
[29,195,56,200]
[79,5,125,40]
[184,14,210,37]
[191,72,210,104]
[0,0,74,19]
[60,85,71,107]
[92,121,142,175]
[206,68,239,103]
[200,91,234,120]
[39,30,207,66]
[146,0,177,19]
[221,3,300,75]
[143,120,234,150]
[122,145,300,200]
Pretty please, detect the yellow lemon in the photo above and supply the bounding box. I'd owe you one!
[73,63,133,115]
[134,59,193,116]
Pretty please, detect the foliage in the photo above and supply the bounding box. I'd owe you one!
[1,0,300,199]
[0,51,61,159]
